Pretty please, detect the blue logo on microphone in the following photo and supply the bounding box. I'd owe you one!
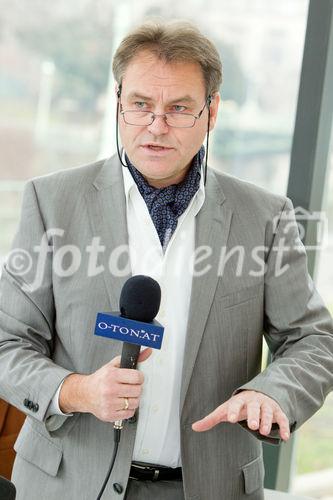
[94,312,164,349]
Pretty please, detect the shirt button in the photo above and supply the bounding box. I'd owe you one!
[142,449,149,455]
[152,404,159,412]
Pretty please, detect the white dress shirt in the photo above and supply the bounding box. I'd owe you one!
[47,155,205,468]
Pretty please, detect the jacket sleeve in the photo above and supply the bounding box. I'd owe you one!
[234,197,333,444]
[0,181,75,434]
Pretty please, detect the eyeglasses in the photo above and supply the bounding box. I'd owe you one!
[119,99,210,128]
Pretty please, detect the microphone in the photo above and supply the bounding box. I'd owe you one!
[0,476,16,500]
[94,275,164,430]
[119,275,161,369]
[116,275,161,430]
[94,275,163,500]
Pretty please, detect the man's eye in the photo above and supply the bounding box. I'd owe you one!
[173,105,187,112]
[134,101,146,109]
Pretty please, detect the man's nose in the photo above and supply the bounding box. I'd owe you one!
[147,114,169,135]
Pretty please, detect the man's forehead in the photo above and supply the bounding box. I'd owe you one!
[122,52,205,104]
[125,91,198,105]
[121,50,206,97]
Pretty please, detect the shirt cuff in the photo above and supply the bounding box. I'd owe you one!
[45,378,73,418]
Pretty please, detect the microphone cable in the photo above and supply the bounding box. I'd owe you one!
[204,95,212,186]
[95,426,122,500]
[115,84,129,169]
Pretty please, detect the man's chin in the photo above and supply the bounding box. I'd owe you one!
[132,157,175,177]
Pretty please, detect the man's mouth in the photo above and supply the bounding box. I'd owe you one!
[141,144,174,155]
[147,145,167,151]
[143,144,173,150]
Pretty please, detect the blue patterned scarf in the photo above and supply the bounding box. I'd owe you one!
[125,145,204,248]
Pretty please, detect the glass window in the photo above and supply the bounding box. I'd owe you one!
[293,134,333,497]
[0,0,309,259]
[204,0,309,196]
[0,1,115,258]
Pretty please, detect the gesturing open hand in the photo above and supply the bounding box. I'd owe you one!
[192,390,290,441]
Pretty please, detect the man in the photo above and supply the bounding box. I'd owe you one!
[0,20,333,500]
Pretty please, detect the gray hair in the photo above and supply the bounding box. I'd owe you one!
[112,19,222,96]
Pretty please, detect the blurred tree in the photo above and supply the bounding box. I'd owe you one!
[3,0,247,110]
[143,4,248,105]
[212,38,247,105]
[15,4,114,111]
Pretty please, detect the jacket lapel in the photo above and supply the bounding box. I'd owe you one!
[85,156,131,310]
[180,168,234,414]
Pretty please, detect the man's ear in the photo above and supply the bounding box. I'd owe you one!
[208,93,220,131]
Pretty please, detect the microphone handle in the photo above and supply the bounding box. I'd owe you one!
[114,342,141,430]
[120,342,141,369]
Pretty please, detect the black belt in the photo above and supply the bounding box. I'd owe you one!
[129,461,182,481]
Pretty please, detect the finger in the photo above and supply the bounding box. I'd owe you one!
[114,397,139,411]
[274,409,290,441]
[137,348,153,363]
[192,404,228,432]
[109,355,121,368]
[227,397,246,423]
[99,409,134,423]
[116,383,142,398]
[113,409,135,420]
[246,400,261,430]
[259,404,273,435]
[116,368,144,384]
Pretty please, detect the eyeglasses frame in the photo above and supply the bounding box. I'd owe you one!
[118,97,211,128]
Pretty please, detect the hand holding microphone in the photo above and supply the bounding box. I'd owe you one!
[81,346,152,423]
[59,275,164,425]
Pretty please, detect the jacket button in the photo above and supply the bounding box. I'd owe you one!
[113,483,123,494]
[23,398,29,407]
[33,403,39,412]
[27,401,34,410]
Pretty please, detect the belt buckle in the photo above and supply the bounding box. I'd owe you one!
[132,463,154,472]
[131,462,160,481]
[129,462,144,481]
[152,469,159,481]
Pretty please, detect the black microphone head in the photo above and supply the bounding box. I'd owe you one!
[119,275,161,322]
[0,476,16,500]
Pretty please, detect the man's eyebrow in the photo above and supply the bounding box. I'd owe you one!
[126,92,154,102]
[126,92,197,105]
[168,95,197,105]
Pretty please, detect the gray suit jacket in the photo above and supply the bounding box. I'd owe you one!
[0,154,332,500]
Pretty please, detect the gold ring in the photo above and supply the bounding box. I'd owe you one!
[123,397,129,411]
